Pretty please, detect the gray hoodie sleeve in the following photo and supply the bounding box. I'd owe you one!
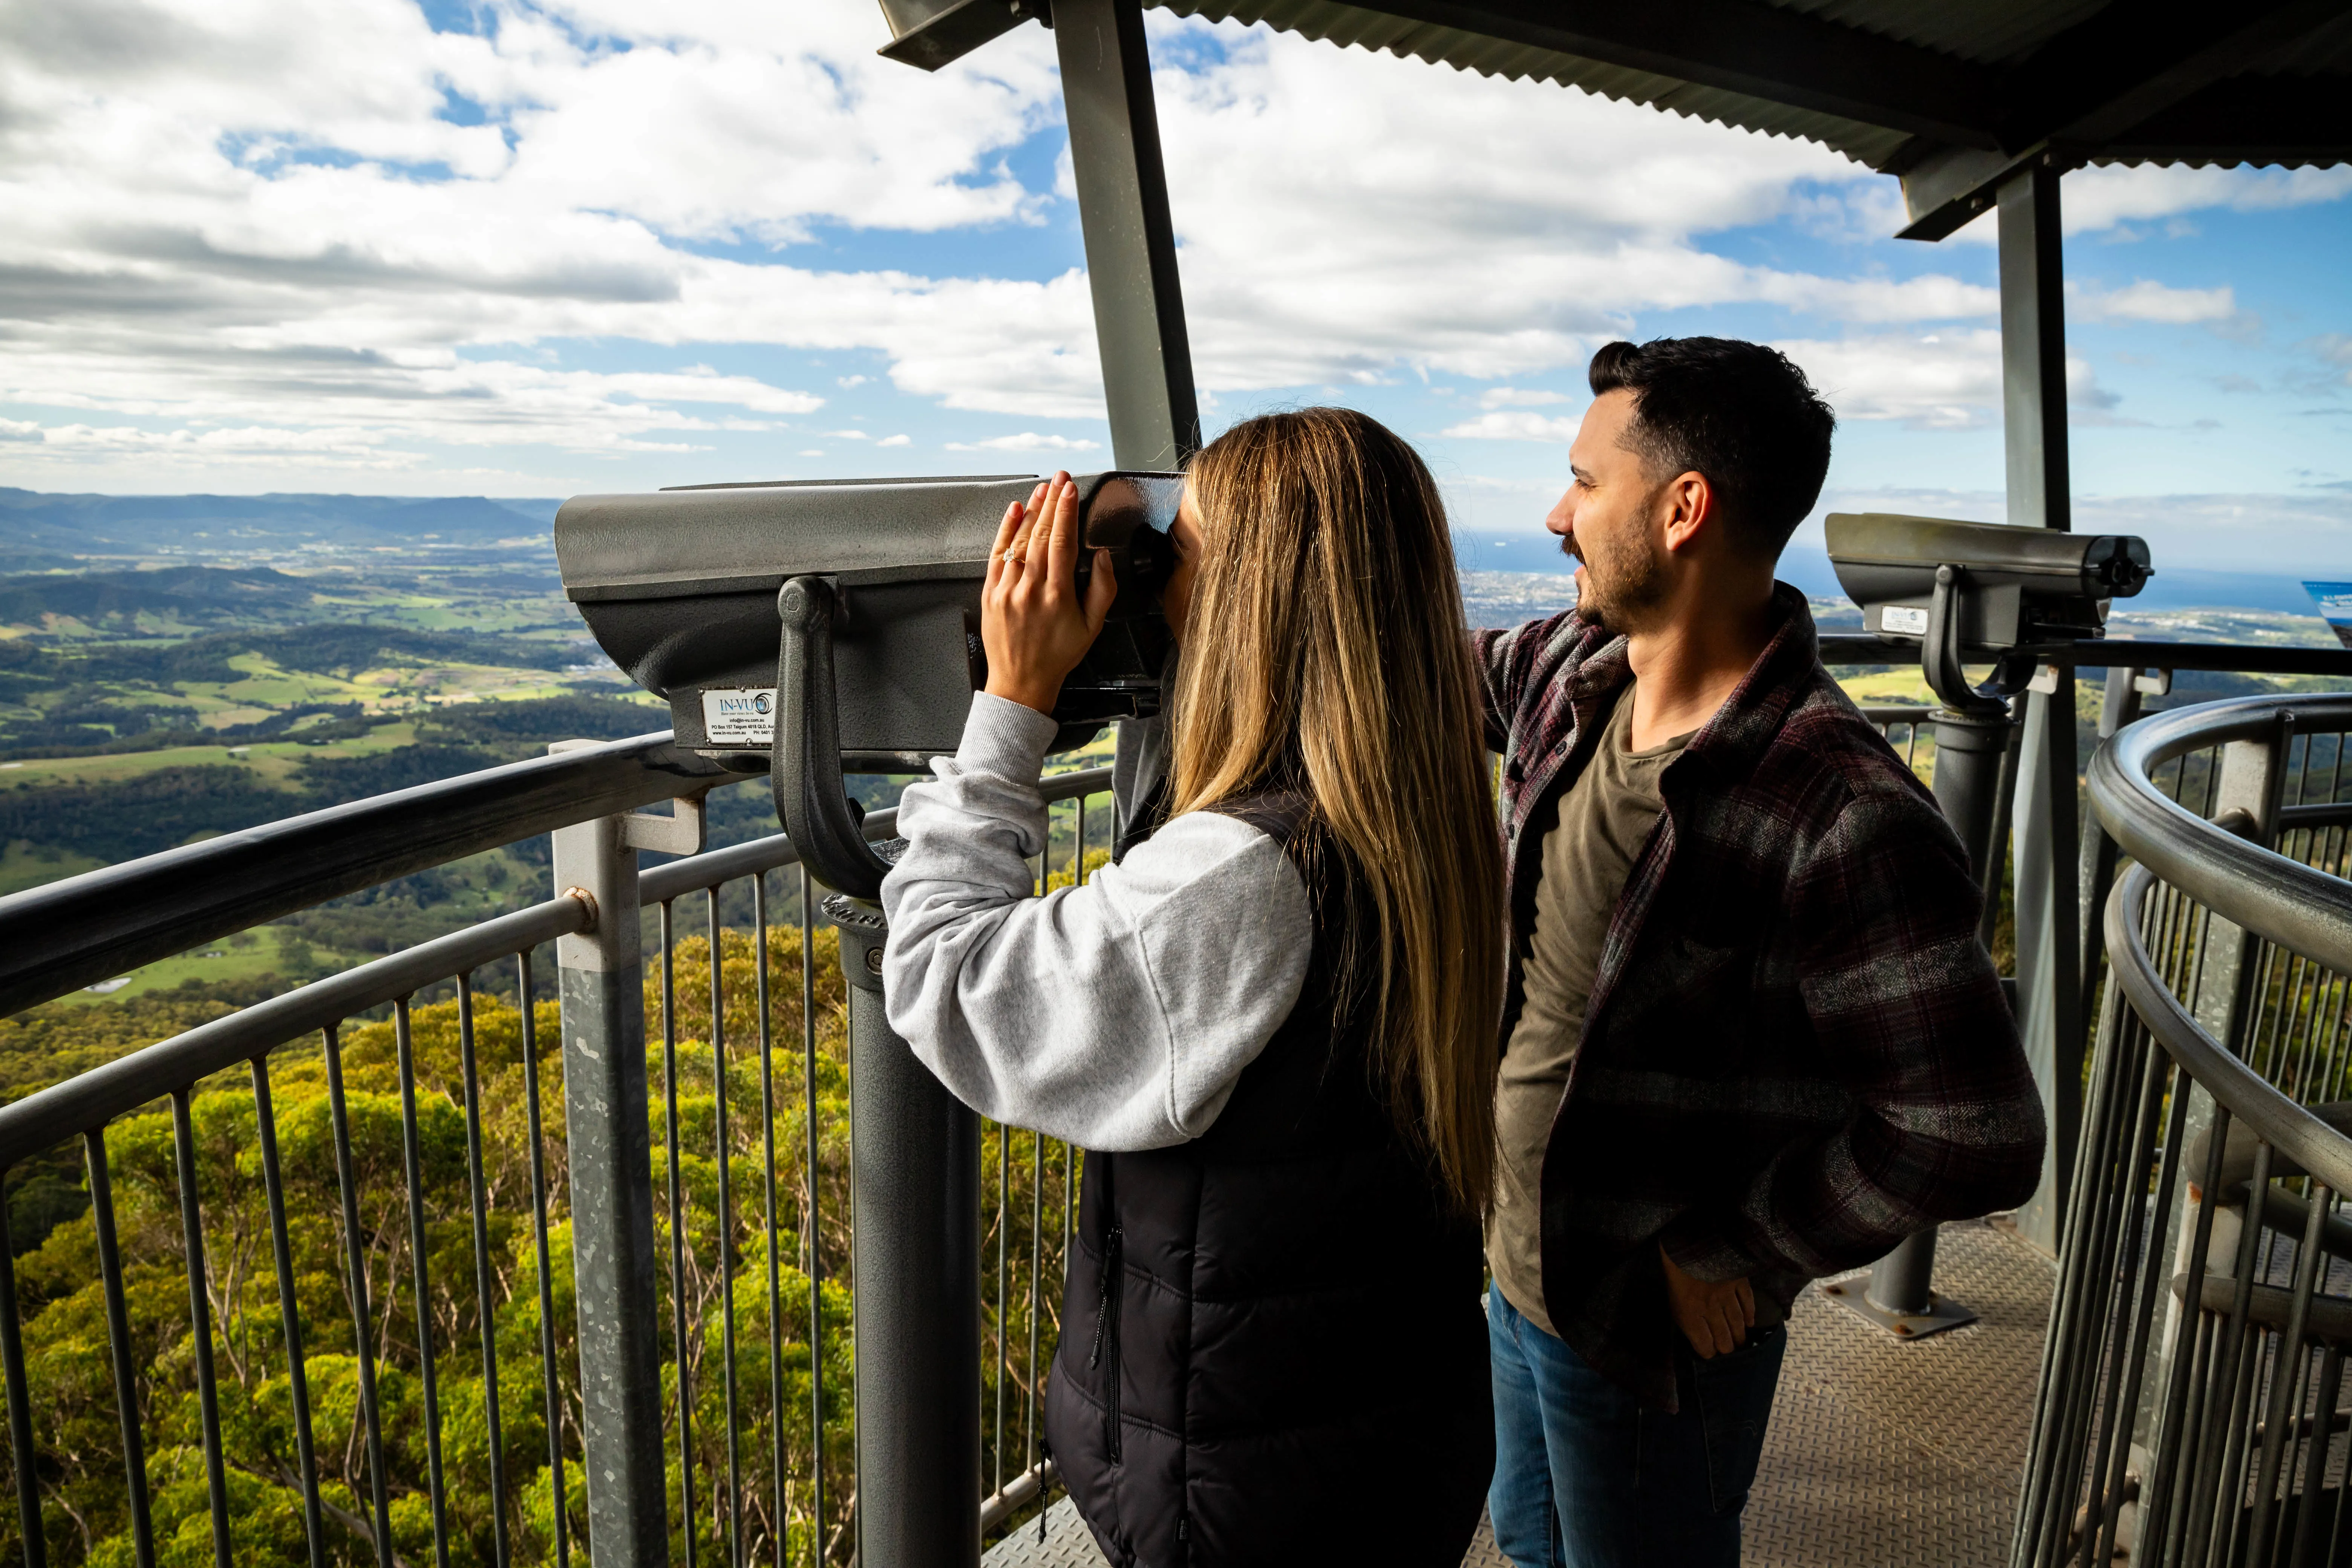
[880,692,1313,1151]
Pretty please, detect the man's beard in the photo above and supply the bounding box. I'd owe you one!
[1568,527,1668,634]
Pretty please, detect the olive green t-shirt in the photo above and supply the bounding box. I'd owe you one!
[1487,683,1691,1336]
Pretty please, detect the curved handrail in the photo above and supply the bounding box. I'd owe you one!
[0,763,1120,1167]
[2105,862,2352,1198]
[2089,693,2352,971]
[0,730,759,1015]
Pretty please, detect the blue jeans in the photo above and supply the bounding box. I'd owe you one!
[1486,1288,1787,1568]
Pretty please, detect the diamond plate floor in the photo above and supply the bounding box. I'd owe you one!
[986,1218,2052,1567]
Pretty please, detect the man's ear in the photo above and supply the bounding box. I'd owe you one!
[1660,471,1713,555]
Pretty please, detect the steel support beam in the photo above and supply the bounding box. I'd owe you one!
[1055,0,1201,470]
[552,794,670,1568]
[2000,163,2070,537]
[2000,161,2084,1255]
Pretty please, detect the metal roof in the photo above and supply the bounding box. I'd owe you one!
[1153,0,2352,236]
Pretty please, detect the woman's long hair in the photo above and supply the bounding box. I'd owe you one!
[1168,407,1505,1214]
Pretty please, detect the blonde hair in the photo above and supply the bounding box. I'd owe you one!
[1169,407,1505,1214]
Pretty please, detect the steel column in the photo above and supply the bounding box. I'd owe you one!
[2011,674,2084,1251]
[2000,160,2069,537]
[1998,157,2084,1255]
[1054,0,1200,470]
[833,898,982,1568]
[551,793,670,1568]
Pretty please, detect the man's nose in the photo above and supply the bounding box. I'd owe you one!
[1545,496,1574,536]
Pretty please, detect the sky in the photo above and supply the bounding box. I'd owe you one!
[2,0,2349,581]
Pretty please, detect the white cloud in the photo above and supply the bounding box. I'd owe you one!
[1151,22,1997,393]
[1478,387,1571,410]
[876,433,911,446]
[3,0,2332,485]
[2063,165,2352,237]
[1779,330,2107,430]
[1441,410,1582,442]
[945,433,1102,452]
[2078,280,2237,325]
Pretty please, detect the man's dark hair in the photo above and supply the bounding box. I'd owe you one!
[1586,337,1835,559]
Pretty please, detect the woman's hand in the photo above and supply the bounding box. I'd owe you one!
[983,471,1117,715]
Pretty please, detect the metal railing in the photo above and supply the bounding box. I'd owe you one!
[0,739,1113,1568]
[2018,695,2352,1567]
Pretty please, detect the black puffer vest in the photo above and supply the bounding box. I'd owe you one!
[1044,793,1493,1568]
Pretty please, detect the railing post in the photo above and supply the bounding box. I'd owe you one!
[830,896,982,1568]
[551,761,670,1568]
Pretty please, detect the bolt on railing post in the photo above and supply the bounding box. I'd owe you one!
[550,764,670,1568]
[830,895,982,1568]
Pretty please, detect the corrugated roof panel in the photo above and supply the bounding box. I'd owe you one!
[1161,0,2348,175]
[1164,0,1915,167]
[1766,0,2108,65]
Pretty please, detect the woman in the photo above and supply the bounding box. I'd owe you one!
[882,408,1504,1567]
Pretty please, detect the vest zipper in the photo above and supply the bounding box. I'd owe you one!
[1087,1223,1124,1462]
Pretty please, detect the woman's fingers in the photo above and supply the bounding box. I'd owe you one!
[1045,471,1080,586]
[1025,472,1068,582]
[1003,482,1047,567]
[988,499,1025,593]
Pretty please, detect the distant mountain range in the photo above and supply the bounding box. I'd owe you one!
[0,488,560,561]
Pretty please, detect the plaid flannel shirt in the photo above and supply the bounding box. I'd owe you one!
[1475,584,2045,1409]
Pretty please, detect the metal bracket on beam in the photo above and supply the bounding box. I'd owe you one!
[617,793,707,856]
[875,0,1046,71]
[1896,144,2068,242]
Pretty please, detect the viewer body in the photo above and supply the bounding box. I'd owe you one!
[1481,338,2047,1568]
[884,411,1505,1568]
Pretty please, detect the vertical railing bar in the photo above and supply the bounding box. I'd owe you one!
[2089,1043,2198,1566]
[2038,986,2156,1566]
[2159,1311,2219,1568]
[1026,1126,1043,1479]
[394,999,455,1568]
[754,873,787,1567]
[2248,1184,2334,1562]
[2018,982,2136,1563]
[2285,1344,2343,1568]
[324,1025,397,1568]
[994,1119,1009,1498]
[2145,1082,2235,1566]
[2214,1324,2269,1568]
[243,1066,317,1568]
[457,974,513,1568]
[83,1126,159,1568]
[2186,1137,2277,1566]
[801,865,825,1567]
[661,900,700,1568]
[517,951,571,1568]
[169,1087,233,1568]
[0,1191,44,1568]
[711,886,743,1568]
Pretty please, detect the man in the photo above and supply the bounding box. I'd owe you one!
[1476,337,2046,1568]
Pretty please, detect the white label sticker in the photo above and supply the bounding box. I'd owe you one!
[701,688,777,746]
[1881,604,1929,636]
